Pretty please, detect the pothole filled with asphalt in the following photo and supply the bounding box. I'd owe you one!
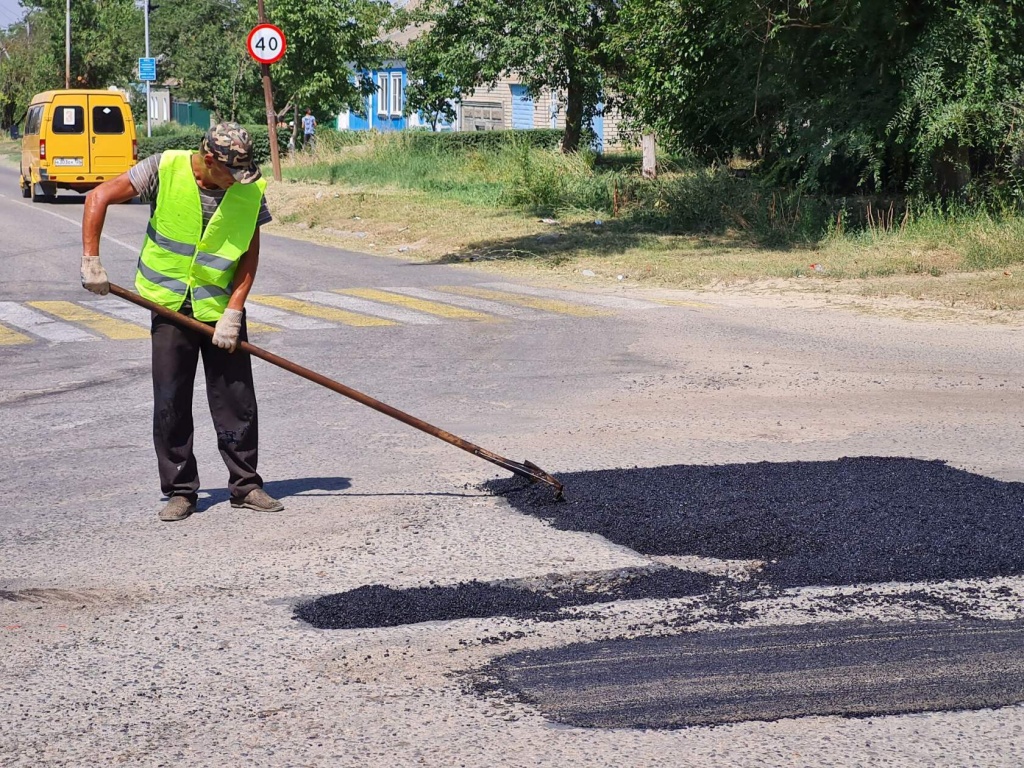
[294,457,1024,630]
[292,456,1024,729]
[472,618,1024,728]
[294,565,722,629]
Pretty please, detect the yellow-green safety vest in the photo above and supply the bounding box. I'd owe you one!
[135,150,266,322]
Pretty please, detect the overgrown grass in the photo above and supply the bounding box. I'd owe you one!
[0,136,20,164]
[267,131,1024,309]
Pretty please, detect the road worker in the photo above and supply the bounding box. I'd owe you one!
[79,122,284,522]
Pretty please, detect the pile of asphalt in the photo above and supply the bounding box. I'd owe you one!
[294,566,719,630]
[486,457,1024,587]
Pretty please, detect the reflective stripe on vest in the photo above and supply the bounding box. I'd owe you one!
[134,150,266,322]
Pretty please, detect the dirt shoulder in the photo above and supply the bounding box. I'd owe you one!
[262,178,1024,325]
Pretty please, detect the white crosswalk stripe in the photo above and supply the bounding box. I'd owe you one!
[244,302,337,330]
[292,291,443,325]
[2,283,700,346]
[477,282,667,310]
[383,286,548,318]
[80,299,151,326]
[0,301,97,342]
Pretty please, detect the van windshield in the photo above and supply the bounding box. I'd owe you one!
[92,106,125,134]
[51,105,84,134]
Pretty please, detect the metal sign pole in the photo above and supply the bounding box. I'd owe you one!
[256,0,282,182]
[144,0,151,137]
[64,0,70,88]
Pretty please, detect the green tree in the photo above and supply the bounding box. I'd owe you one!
[1,13,54,128]
[24,0,142,90]
[150,0,264,122]
[403,35,456,130]
[267,0,389,123]
[605,0,1024,197]
[2,1,142,129]
[409,0,618,152]
[151,0,386,128]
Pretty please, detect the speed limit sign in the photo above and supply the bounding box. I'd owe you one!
[247,23,287,65]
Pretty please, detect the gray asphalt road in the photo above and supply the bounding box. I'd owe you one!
[2,161,1024,767]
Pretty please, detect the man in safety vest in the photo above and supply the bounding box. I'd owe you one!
[80,122,284,523]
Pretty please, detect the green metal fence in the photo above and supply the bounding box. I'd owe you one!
[172,101,213,129]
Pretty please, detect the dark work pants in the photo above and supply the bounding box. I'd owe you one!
[151,307,262,501]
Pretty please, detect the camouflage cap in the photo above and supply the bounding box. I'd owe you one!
[201,122,261,184]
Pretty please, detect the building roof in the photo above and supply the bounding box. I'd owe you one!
[384,0,425,48]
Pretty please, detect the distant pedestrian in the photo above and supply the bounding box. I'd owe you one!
[302,109,317,150]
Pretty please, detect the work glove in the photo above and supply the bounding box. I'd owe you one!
[212,308,243,353]
[80,255,109,295]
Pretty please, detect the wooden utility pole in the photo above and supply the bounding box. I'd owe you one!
[256,0,282,181]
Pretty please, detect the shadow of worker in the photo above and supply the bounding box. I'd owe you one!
[201,476,352,509]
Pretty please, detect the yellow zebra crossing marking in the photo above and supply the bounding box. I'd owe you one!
[245,319,279,333]
[6,282,699,345]
[0,322,32,346]
[648,299,716,309]
[248,295,395,327]
[433,286,610,317]
[27,300,149,340]
[337,288,498,322]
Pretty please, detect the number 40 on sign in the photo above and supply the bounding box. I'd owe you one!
[247,24,287,65]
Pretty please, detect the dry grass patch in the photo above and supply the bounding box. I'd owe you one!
[258,138,1024,316]
[263,178,583,261]
[263,176,1024,313]
[0,137,20,165]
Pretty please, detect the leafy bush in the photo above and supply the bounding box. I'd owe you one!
[244,125,291,164]
[137,127,205,159]
[498,143,611,213]
[138,124,289,163]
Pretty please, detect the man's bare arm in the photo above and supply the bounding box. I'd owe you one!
[79,172,137,294]
[82,172,138,256]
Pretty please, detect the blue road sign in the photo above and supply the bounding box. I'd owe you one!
[139,57,157,82]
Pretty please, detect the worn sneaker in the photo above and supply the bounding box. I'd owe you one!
[230,487,284,512]
[159,496,196,522]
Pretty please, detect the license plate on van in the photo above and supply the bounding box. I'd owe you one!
[53,157,84,167]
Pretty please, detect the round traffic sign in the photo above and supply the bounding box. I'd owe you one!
[247,24,287,65]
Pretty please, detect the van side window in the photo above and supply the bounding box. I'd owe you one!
[92,106,125,134]
[51,105,85,134]
[25,105,43,136]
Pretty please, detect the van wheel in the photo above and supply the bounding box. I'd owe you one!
[21,180,31,198]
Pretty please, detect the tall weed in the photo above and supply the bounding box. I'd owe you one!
[278,131,1024,263]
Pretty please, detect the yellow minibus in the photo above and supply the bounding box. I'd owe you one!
[19,89,137,202]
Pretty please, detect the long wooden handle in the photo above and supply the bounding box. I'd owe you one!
[107,283,565,497]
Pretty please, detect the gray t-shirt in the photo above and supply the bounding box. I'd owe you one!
[129,152,273,231]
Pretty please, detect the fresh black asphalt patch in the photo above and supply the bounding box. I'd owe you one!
[296,457,1024,628]
[295,566,720,629]
[292,456,1024,730]
[475,619,1024,728]
[486,457,1024,587]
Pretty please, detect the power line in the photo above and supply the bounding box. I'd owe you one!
[0,4,24,27]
